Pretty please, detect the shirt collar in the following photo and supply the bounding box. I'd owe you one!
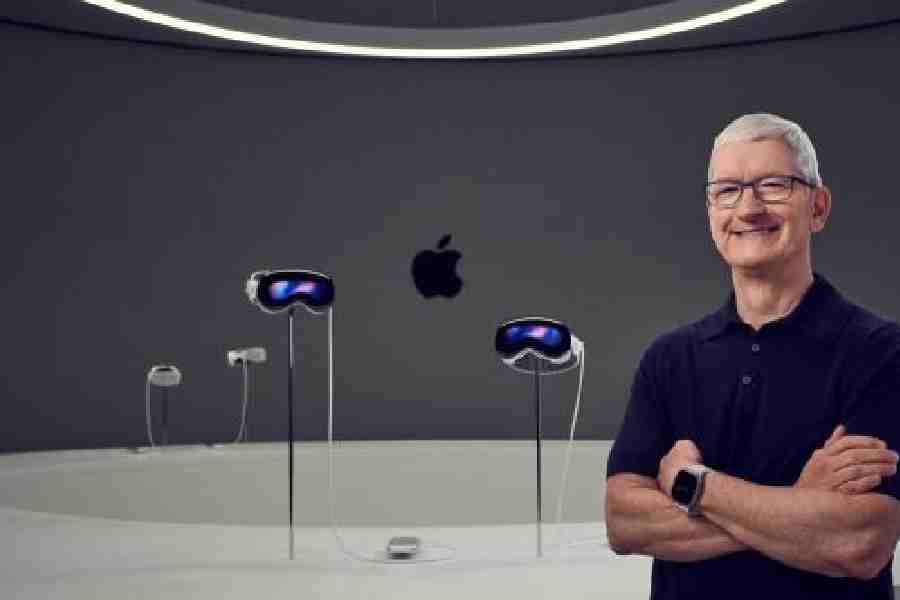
[698,272,850,343]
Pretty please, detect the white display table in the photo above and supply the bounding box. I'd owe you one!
[1,440,893,599]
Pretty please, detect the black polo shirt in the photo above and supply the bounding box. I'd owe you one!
[607,272,900,599]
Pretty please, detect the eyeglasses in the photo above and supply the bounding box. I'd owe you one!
[705,175,815,209]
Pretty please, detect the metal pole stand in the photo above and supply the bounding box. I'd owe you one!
[242,361,250,442]
[162,388,169,447]
[288,307,296,560]
[533,355,543,558]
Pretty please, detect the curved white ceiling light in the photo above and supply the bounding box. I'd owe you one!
[82,0,786,59]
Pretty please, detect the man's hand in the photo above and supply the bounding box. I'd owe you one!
[658,440,704,498]
[795,424,899,494]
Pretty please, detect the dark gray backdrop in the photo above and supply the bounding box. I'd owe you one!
[2,21,898,452]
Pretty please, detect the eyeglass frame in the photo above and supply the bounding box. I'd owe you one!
[705,174,816,209]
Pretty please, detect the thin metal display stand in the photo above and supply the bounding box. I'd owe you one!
[161,388,170,446]
[236,361,250,443]
[145,365,181,450]
[288,307,295,560]
[244,269,332,561]
[226,347,264,444]
[505,341,588,560]
[513,351,578,559]
[498,322,584,559]
[534,355,543,558]
[243,361,250,442]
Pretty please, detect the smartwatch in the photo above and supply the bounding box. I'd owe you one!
[672,464,712,517]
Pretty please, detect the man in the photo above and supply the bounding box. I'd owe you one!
[605,113,900,598]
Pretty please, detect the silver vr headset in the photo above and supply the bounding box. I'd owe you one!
[147,365,182,387]
[495,317,583,375]
[246,269,335,315]
[227,347,267,366]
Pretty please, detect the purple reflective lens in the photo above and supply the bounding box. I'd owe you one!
[495,319,570,360]
[255,271,334,313]
[270,280,317,301]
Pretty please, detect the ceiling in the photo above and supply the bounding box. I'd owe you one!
[1,0,899,59]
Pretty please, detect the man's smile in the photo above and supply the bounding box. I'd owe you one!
[733,226,780,237]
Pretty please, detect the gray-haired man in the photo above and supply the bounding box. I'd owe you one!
[606,113,900,598]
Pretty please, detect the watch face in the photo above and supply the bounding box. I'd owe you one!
[672,470,698,506]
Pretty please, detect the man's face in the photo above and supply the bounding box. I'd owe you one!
[707,138,826,275]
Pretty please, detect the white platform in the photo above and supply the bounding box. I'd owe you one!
[1,440,894,599]
[0,440,654,599]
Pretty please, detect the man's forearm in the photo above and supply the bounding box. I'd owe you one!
[698,470,865,578]
[608,484,748,561]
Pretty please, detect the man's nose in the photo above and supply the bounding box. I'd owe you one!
[735,186,767,215]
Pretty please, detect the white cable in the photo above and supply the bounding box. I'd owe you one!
[555,345,585,553]
[326,306,454,564]
[145,378,156,448]
[232,360,250,444]
[326,306,381,562]
[326,306,375,562]
[554,345,608,555]
[323,309,581,561]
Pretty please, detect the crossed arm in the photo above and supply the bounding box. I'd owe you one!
[606,471,900,580]
[699,471,900,579]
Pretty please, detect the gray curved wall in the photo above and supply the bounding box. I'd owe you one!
[1,21,898,452]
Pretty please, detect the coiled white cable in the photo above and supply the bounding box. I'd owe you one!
[326,307,455,563]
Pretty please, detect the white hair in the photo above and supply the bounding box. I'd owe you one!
[708,113,822,186]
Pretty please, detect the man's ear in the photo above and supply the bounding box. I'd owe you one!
[810,185,832,233]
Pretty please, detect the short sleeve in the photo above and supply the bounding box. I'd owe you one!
[844,325,900,502]
[606,342,674,480]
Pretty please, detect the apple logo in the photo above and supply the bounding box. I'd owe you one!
[411,234,463,299]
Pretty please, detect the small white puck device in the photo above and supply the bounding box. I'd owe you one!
[386,536,420,559]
